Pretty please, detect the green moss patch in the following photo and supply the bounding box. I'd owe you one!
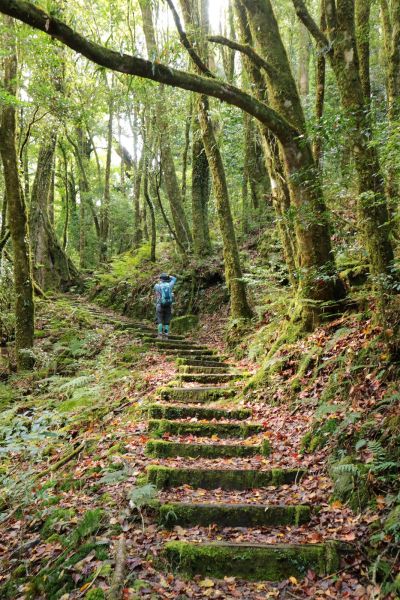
[146,404,252,421]
[158,502,311,528]
[179,373,237,384]
[148,419,263,438]
[176,358,226,368]
[145,440,266,459]
[178,365,231,374]
[171,314,199,334]
[146,466,305,490]
[162,540,340,580]
[160,386,235,403]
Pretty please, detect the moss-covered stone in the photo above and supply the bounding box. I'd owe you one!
[145,440,265,459]
[176,358,225,368]
[330,457,370,511]
[171,314,199,334]
[178,365,232,374]
[162,540,341,580]
[146,465,305,490]
[146,403,252,421]
[148,419,263,438]
[144,338,210,352]
[179,373,237,384]
[160,386,235,403]
[158,502,311,528]
[163,348,216,358]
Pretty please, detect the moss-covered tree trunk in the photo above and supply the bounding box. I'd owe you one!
[139,0,192,253]
[99,96,113,262]
[380,0,400,212]
[30,133,79,290]
[191,103,212,256]
[241,0,345,327]
[293,0,395,281]
[0,16,34,370]
[198,99,252,319]
[179,0,252,319]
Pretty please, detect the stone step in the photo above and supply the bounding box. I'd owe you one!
[142,338,209,351]
[162,540,341,581]
[135,331,185,341]
[146,404,252,421]
[178,365,233,374]
[146,466,305,490]
[176,358,228,368]
[160,386,234,403]
[145,439,271,459]
[148,419,263,438]
[157,502,311,528]
[179,373,238,383]
[161,348,216,357]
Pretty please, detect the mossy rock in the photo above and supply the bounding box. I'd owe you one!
[147,465,304,490]
[171,314,199,334]
[146,403,251,421]
[163,540,341,580]
[158,502,311,528]
[145,440,267,459]
[148,419,263,439]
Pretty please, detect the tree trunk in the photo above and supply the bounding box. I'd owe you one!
[100,95,113,262]
[198,98,252,319]
[178,0,252,319]
[30,133,79,290]
[293,0,395,281]
[139,0,192,253]
[297,21,310,97]
[0,16,34,370]
[241,0,345,326]
[191,100,212,256]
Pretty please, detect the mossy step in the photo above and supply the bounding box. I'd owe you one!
[157,502,311,528]
[176,358,227,368]
[135,331,185,341]
[146,404,252,421]
[178,365,232,374]
[148,419,263,438]
[179,373,238,383]
[145,439,270,459]
[163,349,216,357]
[163,540,341,581]
[160,386,235,403]
[143,338,209,351]
[147,466,305,490]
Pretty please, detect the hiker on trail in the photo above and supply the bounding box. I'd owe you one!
[154,273,177,339]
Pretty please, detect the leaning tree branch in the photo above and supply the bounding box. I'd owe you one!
[0,0,299,146]
[208,35,279,81]
[291,0,330,48]
[164,0,214,78]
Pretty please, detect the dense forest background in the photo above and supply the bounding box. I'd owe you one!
[0,0,400,598]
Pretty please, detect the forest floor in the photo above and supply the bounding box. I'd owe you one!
[0,296,398,599]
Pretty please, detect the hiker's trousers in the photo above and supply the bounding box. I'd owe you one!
[156,304,172,325]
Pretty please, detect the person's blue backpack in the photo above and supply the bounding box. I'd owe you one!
[160,282,173,306]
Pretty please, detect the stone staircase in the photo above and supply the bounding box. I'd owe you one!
[127,321,345,582]
[72,307,345,583]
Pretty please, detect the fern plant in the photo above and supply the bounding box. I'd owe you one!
[128,483,157,531]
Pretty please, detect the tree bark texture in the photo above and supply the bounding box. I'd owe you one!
[0,16,34,369]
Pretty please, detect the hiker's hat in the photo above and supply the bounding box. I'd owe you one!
[160,273,170,281]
